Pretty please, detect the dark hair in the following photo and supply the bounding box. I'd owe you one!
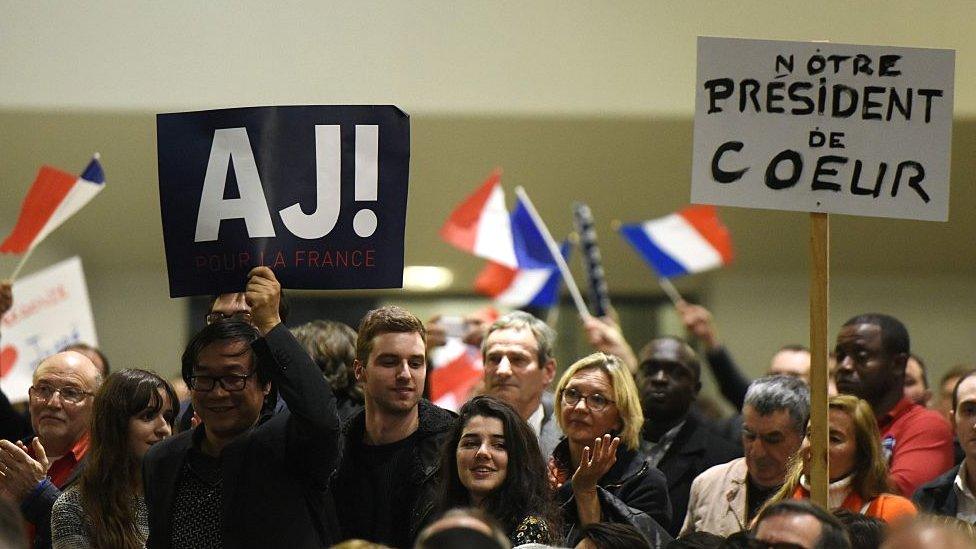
[831,509,886,549]
[61,342,111,376]
[842,313,910,357]
[434,396,558,542]
[415,507,510,549]
[355,306,426,364]
[181,319,266,386]
[755,500,850,549]
[579,522,650,548]
[80,369,179,549]
[291,320,362,402]
[952,369,976,412]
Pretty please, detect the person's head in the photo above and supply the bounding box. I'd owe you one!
[881,515,976,549]
[768,344,811,383]
[416,508,510,549]
[436,396,555,539]
[950,370,976,464]
[182,320,271,444]
[742,376,809,489]
[354,306,427,417]
[573,522,649,549]
[903,354,931,406]
[292,319,361,402]
[206,289,290,326]
[481,312,557,420]
[89,369,179,466]
[663,531,724,549]
[636,337,701,424]
[938,364,976,420]
[29,351,103,456]
[753,500,851,549]
[790,395,891,501]
[834,313,909,407]
[61,342,110,377]
[0,497,25,549]
[80,369,179,549]
[555,352,644,451]
[832,509,886,549]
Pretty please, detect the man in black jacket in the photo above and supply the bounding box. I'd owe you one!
[636,337,742,536]
[331,305,456,547]
[143,267,340,548]
[913,369,976,519]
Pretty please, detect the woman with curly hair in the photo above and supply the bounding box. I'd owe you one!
[433,395,559,545]
[52,369,178,548]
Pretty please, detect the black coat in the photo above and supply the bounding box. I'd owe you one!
[653,413,743,536]
[553,439,673,548]
[143,324,340,549]
[331,399,457,544]
[912,464,960,517]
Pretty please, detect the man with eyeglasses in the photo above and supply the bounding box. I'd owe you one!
[0,350,101,549]
[143,267,339,549]
[481,311,561,458]
[636,337,741,537]
[682,375,809,537]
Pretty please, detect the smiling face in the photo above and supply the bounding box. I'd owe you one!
[191,339,269,442]
[834,323,904,406]
[127,389,173,461]
[801,408,857,481]
[483,328,555,420]
[356,331,426,416]
[30,352,101,456]
[456,415,509,504]
[560,368,622,446]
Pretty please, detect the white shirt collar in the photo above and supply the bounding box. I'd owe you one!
[953,462,976,522]
[527,403,545,436]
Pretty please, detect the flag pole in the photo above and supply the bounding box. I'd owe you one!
[9,247,35,281]
[658,277,683,306]
[514,187,590,320]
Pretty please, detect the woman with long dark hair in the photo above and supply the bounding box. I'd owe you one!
[52,369,178,548]
[434,395,559,545]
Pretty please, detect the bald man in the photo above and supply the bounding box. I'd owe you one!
[0,351,102,549]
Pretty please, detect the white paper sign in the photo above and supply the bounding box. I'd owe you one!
[0,257,98,402]
[692,37,954,221]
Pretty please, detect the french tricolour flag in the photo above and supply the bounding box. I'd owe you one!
[439,170,518,268]
[619,205,733,278]
[1,156,105,255]
[474,198,570,308]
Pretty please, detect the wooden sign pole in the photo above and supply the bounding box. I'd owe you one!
[808,212,830,508]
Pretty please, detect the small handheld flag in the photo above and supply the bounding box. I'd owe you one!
[475,239,572,308]
[2,155,105,280]
[439,170,517,268]
[619,205,733,279]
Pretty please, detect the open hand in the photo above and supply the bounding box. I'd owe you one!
[0,438,49,501]
[571,434,620,494]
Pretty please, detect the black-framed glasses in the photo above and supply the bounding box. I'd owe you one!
[29,384,94,404]
[205,311,253,325]
[561,387,615,411]
[189,372,256,392]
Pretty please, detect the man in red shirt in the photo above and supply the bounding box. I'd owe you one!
[834,313,953,497]
[0,350,101,548]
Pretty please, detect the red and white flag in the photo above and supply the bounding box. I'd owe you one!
[439,170,518,268]
[1,155,105,255]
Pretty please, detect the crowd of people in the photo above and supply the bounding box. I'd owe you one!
[0,274,975,548]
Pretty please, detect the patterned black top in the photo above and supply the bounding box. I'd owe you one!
[171,448,223,549]
[511,515,552,546]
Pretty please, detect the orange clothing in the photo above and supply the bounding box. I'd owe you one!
[791,486,916,523]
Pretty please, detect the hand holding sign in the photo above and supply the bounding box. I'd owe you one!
[245,267,282,337]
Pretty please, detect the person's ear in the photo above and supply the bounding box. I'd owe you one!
[542,359,556,385]
[354,359,366,382]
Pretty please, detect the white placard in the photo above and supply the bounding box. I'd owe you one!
[692,37,954,222]
[0,257,98,402]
